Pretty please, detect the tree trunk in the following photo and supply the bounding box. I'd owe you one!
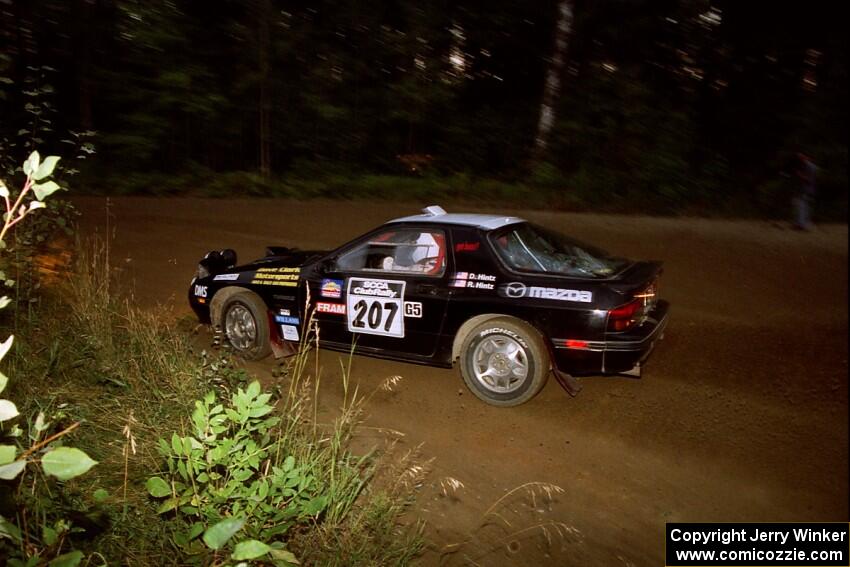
[75,0,93,130]
[533,0,574,156]
[257,0,271,178]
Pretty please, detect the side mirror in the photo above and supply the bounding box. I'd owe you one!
[317,258,335,274]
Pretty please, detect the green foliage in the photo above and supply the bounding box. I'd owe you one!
[148,381,323,562]
[4,237,209,564]
[0,151,97,566]
[4,226,424,566]
[41,447,99,481]
[202,517,246,550]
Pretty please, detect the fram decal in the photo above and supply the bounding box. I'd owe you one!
[404,301,422,318]
[193,284,208,298]
[455,241,480,252]
[275,315,300,325]
[449,272,496,290]
[500,282,593,303]
[321,278,343,298]
[316,302,346,315]
[213,273,239,281]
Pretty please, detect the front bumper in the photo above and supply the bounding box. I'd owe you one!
[550,300,670,375]
[188,278,212,324]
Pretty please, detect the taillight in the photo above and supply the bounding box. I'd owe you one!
[607,298,641,332]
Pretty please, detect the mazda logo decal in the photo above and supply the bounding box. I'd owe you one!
[504,282,527,298]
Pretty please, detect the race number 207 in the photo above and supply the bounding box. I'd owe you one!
[346,278,406,338]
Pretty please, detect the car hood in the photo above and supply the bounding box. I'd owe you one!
[233,248,328,272]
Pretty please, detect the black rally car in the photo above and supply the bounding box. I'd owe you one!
[189,206,669,406]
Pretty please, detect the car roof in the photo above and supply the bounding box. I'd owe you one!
[388,205,525,230]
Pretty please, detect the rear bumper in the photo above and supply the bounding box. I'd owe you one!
[551,300,669,375]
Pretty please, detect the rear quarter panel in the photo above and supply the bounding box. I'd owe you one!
[441,227,614,362]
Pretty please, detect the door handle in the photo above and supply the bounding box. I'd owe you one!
[415,283,439,295]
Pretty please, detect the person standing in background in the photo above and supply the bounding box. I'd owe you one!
[793,151,817,230]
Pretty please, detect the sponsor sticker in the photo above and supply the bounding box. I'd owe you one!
[349,278,403,298]
[278,308,290,316]
[316,302,346,315]
[250,266,300,287]
[346,278,406,338]
[481,327,529,348]
[321,278,343,298]
[449,271,496,290]
[280,325,300,342]
[499,282,593,303]
[404,301,422,318]
[193,284,208,298]
[455,241,480,252]
[213,273,239,281]
[275,315,300,325]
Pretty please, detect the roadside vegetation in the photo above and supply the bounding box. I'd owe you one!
[1,155,424,565]
[3,4,847,223]
[88,164,849,222]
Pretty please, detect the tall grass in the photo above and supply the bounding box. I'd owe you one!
[267,292,426,564]
[5,237,425,565]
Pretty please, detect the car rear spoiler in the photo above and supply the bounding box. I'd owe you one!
[606,260,663,296]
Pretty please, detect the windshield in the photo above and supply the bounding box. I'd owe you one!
[489,223,629,278]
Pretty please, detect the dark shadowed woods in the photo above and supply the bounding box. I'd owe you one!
[0,0,846,218]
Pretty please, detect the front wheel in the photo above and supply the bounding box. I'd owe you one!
[220,291,271,360]
[459,317,549,407]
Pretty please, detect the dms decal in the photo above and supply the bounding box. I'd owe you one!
[193,284,208,298]
[213,273,239,281]
[321,278,344,298]
[449,272,496,290]
[316,302,346,315]
[500,282,592,303]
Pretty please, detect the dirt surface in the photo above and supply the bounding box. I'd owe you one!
[72,196,848,566]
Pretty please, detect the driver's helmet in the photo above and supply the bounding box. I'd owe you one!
[409,232,439,264]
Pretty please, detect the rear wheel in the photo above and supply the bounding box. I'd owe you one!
[221,291,271,360]
[459,317,549,407]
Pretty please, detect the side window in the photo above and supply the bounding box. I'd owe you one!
[492,231,539,271]
[336,228,446,276]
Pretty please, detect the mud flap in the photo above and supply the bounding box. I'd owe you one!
[552,368,583,397]
[268,312,299,358]
[620,363,642,378]
[270,338,298,358]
